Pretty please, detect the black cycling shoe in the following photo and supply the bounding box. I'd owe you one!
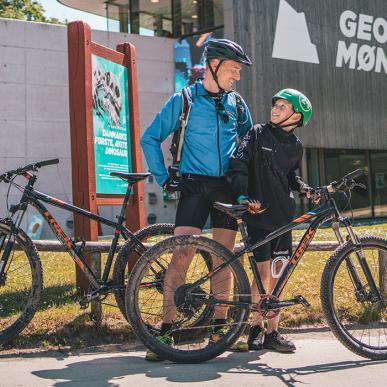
[263,330,296,353]
[247,325,265,350]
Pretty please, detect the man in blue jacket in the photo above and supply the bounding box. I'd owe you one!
[141,39,253,360]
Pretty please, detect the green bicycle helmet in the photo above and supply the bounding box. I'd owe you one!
[272,89,312,127]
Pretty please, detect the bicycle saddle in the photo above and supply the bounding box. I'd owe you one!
[213,202,248,218]
[110,172,151,185]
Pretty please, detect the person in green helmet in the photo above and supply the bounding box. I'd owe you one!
[226,88,317,353]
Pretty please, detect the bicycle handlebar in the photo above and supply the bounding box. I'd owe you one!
[0,158,59,182]
[327,169,365,193]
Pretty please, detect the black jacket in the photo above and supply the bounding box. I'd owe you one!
[226,122,303,230]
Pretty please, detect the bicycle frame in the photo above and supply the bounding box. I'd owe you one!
[1,174,143,290]
[191,197,381,309]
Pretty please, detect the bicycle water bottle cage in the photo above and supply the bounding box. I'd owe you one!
[71,237,86,255]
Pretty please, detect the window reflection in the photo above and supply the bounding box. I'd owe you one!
[371,151,387,216]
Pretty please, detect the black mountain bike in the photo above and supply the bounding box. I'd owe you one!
[0,159,176,345]
[126,169,387,363]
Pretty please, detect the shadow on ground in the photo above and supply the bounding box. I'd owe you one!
[30,351,387,387]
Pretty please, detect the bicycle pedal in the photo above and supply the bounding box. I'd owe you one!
[294,295,311,308]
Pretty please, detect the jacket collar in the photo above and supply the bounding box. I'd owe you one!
[194,79,211,96]
[194,79,227,99]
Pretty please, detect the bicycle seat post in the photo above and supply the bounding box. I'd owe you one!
[237,218,266,296]
[116,183,133,227]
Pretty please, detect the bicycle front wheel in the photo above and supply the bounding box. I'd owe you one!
[126,235,250,363]
[0,222,43,345]
[321,236,387,360]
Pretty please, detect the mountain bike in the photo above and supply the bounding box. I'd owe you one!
[0,159,177,345]
[126,169,387,363]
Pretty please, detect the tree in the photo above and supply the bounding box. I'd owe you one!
[0,0,61,24]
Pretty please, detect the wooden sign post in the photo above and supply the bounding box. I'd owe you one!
[67,21,145,293]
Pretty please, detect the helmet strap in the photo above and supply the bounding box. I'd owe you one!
[207,58,225,96]
[273,111,302,129]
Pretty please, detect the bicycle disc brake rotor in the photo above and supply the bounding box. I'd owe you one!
[174,284,207,319]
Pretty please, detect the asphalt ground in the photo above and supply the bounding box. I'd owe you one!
[1,329,386,386]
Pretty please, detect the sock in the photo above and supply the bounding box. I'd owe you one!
[212,319,227,333]
[248,325,264,343]
[160,323,172,336]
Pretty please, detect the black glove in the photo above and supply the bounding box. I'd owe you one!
[163,177,181,192]
[295,176,321,203]
[163,177,201,195]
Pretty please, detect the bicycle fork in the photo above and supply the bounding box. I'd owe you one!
[334,218,381,303]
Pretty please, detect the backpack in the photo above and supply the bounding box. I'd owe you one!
[169,87,245,176]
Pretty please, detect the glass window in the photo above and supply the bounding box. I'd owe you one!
[370,151,387,217]
[324,149,371,218]
[180,0,223,37]
[128,0,172,36]
[306,148,320,188]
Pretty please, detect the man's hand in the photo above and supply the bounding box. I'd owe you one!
[163,177,182,192]
[163,177,201,195]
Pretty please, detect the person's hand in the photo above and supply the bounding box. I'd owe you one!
[163,177,181,192]
[305,191,321,204]
[163,177,201,195]
[237,196,264,214]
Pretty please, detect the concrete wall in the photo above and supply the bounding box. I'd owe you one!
[0,18,175,239]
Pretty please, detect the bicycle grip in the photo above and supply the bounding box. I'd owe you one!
[345,169,364,181]
[37,158,60,167]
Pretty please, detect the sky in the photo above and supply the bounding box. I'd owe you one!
[38,0,116,31]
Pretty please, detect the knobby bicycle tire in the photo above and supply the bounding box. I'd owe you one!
[126,235,251,363]
[113,223,175,319]
[321,236,387,360]
[0,221,43,345]
[113,224,215,332]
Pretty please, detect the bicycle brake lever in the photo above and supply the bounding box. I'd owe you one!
[355,182,366,190]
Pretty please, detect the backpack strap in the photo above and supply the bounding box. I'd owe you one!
[170,86,193,167]
[234,91,244,125]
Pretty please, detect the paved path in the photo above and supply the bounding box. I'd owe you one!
[1,331,386,386]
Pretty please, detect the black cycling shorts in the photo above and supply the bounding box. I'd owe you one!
[175,174,238,231]
[247,225,292,262]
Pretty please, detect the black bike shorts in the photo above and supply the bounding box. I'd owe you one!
[175,174,238,231]
[247,225,292,262]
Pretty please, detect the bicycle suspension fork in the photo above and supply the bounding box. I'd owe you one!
[0,182,32,278]
[334,209,380,301]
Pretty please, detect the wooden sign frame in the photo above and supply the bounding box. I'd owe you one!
[67,21,145,291]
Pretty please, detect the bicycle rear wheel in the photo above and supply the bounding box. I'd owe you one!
[0,221,43,344]
[321,236,387,360]
[113,223,175,318]
[126,235,250,363]
[113,224,214,331]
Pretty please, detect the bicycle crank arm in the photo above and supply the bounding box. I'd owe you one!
[258,295,311,312]
[271,295,311,310]
[79,285,110,309]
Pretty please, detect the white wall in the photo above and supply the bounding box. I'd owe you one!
[0,18,176,238]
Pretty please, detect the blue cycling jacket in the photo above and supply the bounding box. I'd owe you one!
[141,80,253,186]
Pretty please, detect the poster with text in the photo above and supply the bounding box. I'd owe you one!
[92,55,132,194]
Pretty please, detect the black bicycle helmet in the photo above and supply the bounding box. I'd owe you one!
[203,39,252,95]
[204,39,252,66]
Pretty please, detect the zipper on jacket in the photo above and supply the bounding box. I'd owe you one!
[216,109,222,176]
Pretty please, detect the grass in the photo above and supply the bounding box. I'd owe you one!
[0,222,386,351]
